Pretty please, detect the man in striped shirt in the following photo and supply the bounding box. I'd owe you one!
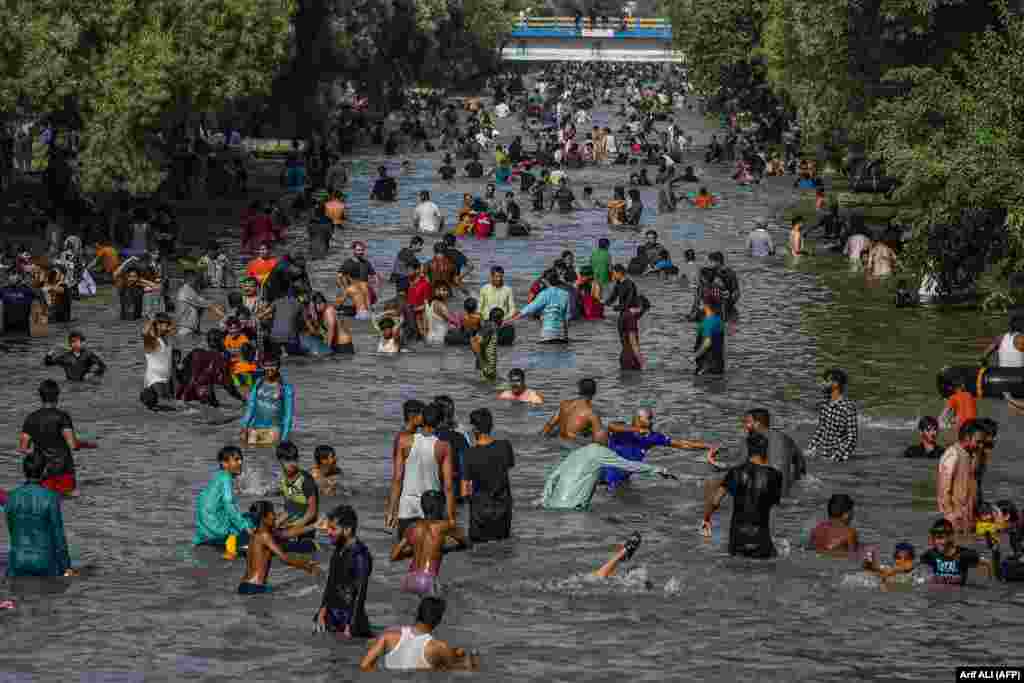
[807,368,858,462]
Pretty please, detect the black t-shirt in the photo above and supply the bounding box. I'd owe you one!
[463,440,515,499]
[439,165,456,180]
[1,285,36,331]
[22,407,75,477]
[920,547,980,585]
[465,161,484,178]
[904,444,943,459]
[722,461,782,557]
[371,177,397,200]
[520,172,536,192]
[281,470,319,539]
[507,201,521,223]
[342,257,376,283]
[554,188,575,212]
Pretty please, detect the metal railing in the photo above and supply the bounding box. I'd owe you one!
[510,16,671,36]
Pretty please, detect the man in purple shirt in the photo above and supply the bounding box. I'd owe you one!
[600,408,719,489]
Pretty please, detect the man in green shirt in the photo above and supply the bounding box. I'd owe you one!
[478,266,516,345]
[590,238,611,288]
[542,444,676,511]
[194,446,256,547]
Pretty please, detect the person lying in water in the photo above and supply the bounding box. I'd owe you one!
[238,500,320,595]
[390,491,469,596]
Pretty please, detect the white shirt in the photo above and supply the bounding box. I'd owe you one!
[414,201,442,233]
[844,234,871,261]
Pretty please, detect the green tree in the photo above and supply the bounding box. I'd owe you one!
[0,0,296,195]
[862,2,1024,301]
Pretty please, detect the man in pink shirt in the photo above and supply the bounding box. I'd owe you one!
[937,420,984,535]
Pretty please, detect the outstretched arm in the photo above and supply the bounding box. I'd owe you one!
[541,404,562,436]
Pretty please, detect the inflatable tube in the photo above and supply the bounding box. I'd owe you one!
[936,365,1024,399]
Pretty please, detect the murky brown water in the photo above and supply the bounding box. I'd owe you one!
[0,95,1019,683]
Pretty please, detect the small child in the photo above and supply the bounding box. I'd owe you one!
[237,501,320,594]
[862,542,916,586]
[311,445,340,496]
[652,249,679,278]
[940,376,977,431]
[375,315,401,353]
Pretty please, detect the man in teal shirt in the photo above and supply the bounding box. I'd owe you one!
[240,355,294,446]
[542,444,676,511]
[193,446,255,546]
[6,452,73,577]
[504,273,570,343]
[590,238,611,289]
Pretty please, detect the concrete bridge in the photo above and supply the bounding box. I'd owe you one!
[501,17,682,63]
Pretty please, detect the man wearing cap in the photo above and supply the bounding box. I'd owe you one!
[747,218,775,257]
[600,408,718,490]
[807,368,858,462]
[240,354,295,447]
[497,369,543,404]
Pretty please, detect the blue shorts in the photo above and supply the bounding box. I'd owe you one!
[238,582,272,595]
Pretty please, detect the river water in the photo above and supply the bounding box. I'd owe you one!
[1,95,1020,682]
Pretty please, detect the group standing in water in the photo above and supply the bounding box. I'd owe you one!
[7,59,1024,675]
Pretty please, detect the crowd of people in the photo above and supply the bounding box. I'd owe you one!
[3,60,1023,672]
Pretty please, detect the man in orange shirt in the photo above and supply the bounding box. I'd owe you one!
[246,243,278,284]
[89,239,121,283]
[693,187,715,209]
[941,378,977,432]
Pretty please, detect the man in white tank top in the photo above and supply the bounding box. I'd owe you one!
[360,597,478,671]
[982,318,1024,368]
[385,404,456,538]
[142,313,176,402]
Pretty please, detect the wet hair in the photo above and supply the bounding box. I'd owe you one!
[38,379,60,404]
[599,238,610,249]
[930,517,953,537]
[416,596,447,628]
[746,432,769,458]
[249,500,275,523]
[23,451,47,480]
[509,368,525,381]
[976,417,999,439]
[433,395,456,424]
[792,215,804,226]
[827,494,854,518]
[578,378,597,398]
[958,419,985,442]
[470,407,493,435]
[421,403,443,429]
[918,416,939,432]
[824,368,848,390]
[327,504,358,531]
[421,490,446,520]
[276,441,299,461]
[893,542,915,560]
[491,265,504,274]
[206,328,226,352]
[489,307,505,323]
[745,408,771,428]
[684,249,696,262]
[709,251,724,265]
[611,264,626,274]
[433,242,446,255]
[68,331,85,343]
[217,445,243,464]
[403,399,425,422]
[995,500,1019,525]
[314,445,336,464]
[463,298,478,314]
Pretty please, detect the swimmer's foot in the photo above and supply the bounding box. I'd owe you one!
[623,532,642,561]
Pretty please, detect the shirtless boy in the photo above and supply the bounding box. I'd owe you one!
[336,270,371,320]
[541,378,605,443]
[238,500,320,594]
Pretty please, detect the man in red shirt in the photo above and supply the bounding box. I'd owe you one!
[406,262,433,339]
